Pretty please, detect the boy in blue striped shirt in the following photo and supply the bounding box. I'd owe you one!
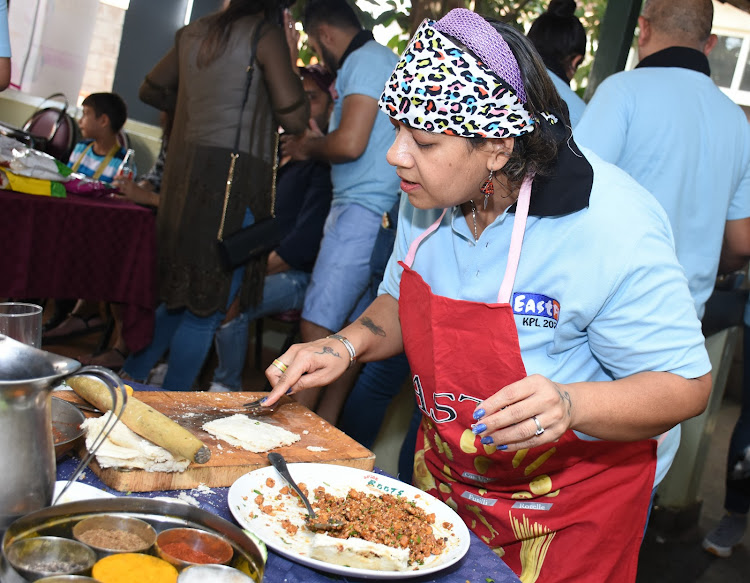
[68,92,131,183]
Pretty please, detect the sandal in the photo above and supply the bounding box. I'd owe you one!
[42,313,106,343]
[78,347,128,370]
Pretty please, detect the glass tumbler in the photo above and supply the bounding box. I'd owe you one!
[0,302,43,348]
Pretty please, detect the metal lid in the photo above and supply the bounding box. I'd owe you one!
[0,335,79,385]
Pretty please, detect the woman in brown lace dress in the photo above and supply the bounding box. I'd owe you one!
[121,0,308,390]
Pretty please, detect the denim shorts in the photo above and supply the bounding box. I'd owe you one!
[302,203,382,331]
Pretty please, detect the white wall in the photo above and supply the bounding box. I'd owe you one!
[9,0,99,99]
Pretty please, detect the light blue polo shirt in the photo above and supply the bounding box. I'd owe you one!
[329,40,400,215]
[380,148,711,487]
[576,53,750,319]
[548,69,585,127]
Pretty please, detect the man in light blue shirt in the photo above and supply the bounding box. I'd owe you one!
[576,0,750,320]
[281,0,400,418]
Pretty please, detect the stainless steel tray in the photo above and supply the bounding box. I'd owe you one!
[1,498,265,582]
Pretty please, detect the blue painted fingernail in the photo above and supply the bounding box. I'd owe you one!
[473,408,485,420]
[285,388,293,395]
[471,423,486,435]
[260,397,267,404]
[496,444,508,451]
[481,435,494,445]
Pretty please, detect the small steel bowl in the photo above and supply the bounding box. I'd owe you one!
[177,564,256,582]
[35,577,99,583]
[5,536,97,581]
[51,397,85,460]
[72,514,156,556]
[155,527,234,568]
[92,553,178,582]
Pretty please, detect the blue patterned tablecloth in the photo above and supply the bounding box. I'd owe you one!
[56,384,520,583]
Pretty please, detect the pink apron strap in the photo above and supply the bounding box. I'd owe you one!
[403,208,448,268]
[403,173,533,302]
[497,174,533,304]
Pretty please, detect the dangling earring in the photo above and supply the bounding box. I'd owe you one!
[480,170,494,209]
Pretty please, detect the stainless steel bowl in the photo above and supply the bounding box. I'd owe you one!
[51,397,85,460]
[155,527,234,568]
[178,564,256,583]
[2,498,265,582]
[72,514,156,557]
[35,576,98,583]
[5,536,96,581]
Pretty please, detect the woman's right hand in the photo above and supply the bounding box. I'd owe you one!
[263,338,351,406]
[263,294,404,407]
[283,9,300,71]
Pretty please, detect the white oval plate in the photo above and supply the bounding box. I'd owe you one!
[53,481,115,505]
[228,464,470,580]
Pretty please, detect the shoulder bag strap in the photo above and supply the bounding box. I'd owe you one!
[217,19,267,242]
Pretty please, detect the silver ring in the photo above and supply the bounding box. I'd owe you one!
[532,415,545,436]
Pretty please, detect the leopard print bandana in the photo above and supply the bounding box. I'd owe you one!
[379,14,554,139]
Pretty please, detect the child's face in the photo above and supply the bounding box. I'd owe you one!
[78,105,108,139]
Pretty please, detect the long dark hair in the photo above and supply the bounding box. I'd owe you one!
[462,19,567,189]
[527,0,586,82]
[197,0,274,68]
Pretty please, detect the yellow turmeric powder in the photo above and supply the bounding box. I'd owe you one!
[92,553,178,583]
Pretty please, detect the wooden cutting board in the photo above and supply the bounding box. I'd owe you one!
[56,391,375,492]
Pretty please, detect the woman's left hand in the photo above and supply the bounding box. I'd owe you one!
[472,374,575,451]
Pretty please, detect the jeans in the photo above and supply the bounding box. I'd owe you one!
[339,352,422,483]
[724,323,750,514]
[122,262,245,391]
[212,270,311,390]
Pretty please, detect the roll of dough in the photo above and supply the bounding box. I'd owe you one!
[68,375,211,464]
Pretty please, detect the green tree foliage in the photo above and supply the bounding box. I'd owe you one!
[405,0,608,92]
[291,0,608,91]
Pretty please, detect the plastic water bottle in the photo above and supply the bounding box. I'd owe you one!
[116,148,135,180]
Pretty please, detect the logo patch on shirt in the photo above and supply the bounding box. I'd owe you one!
[512,292,560,328]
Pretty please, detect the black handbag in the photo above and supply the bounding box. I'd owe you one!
[216,20,280,271]
[217,209,281,270]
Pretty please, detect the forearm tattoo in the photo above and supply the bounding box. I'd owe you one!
[555,383,572,417]
[315,346,341,358]
[359,316,386,337]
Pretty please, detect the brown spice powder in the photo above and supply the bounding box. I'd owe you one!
[78,528,146,551]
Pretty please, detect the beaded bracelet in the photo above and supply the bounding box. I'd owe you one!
[326,334,357,368]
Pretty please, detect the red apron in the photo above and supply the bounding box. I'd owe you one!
[398,176,657,583]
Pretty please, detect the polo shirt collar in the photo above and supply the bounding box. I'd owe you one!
[338,29,374,70]
[635,46,711,76]
[512,120,593,217]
